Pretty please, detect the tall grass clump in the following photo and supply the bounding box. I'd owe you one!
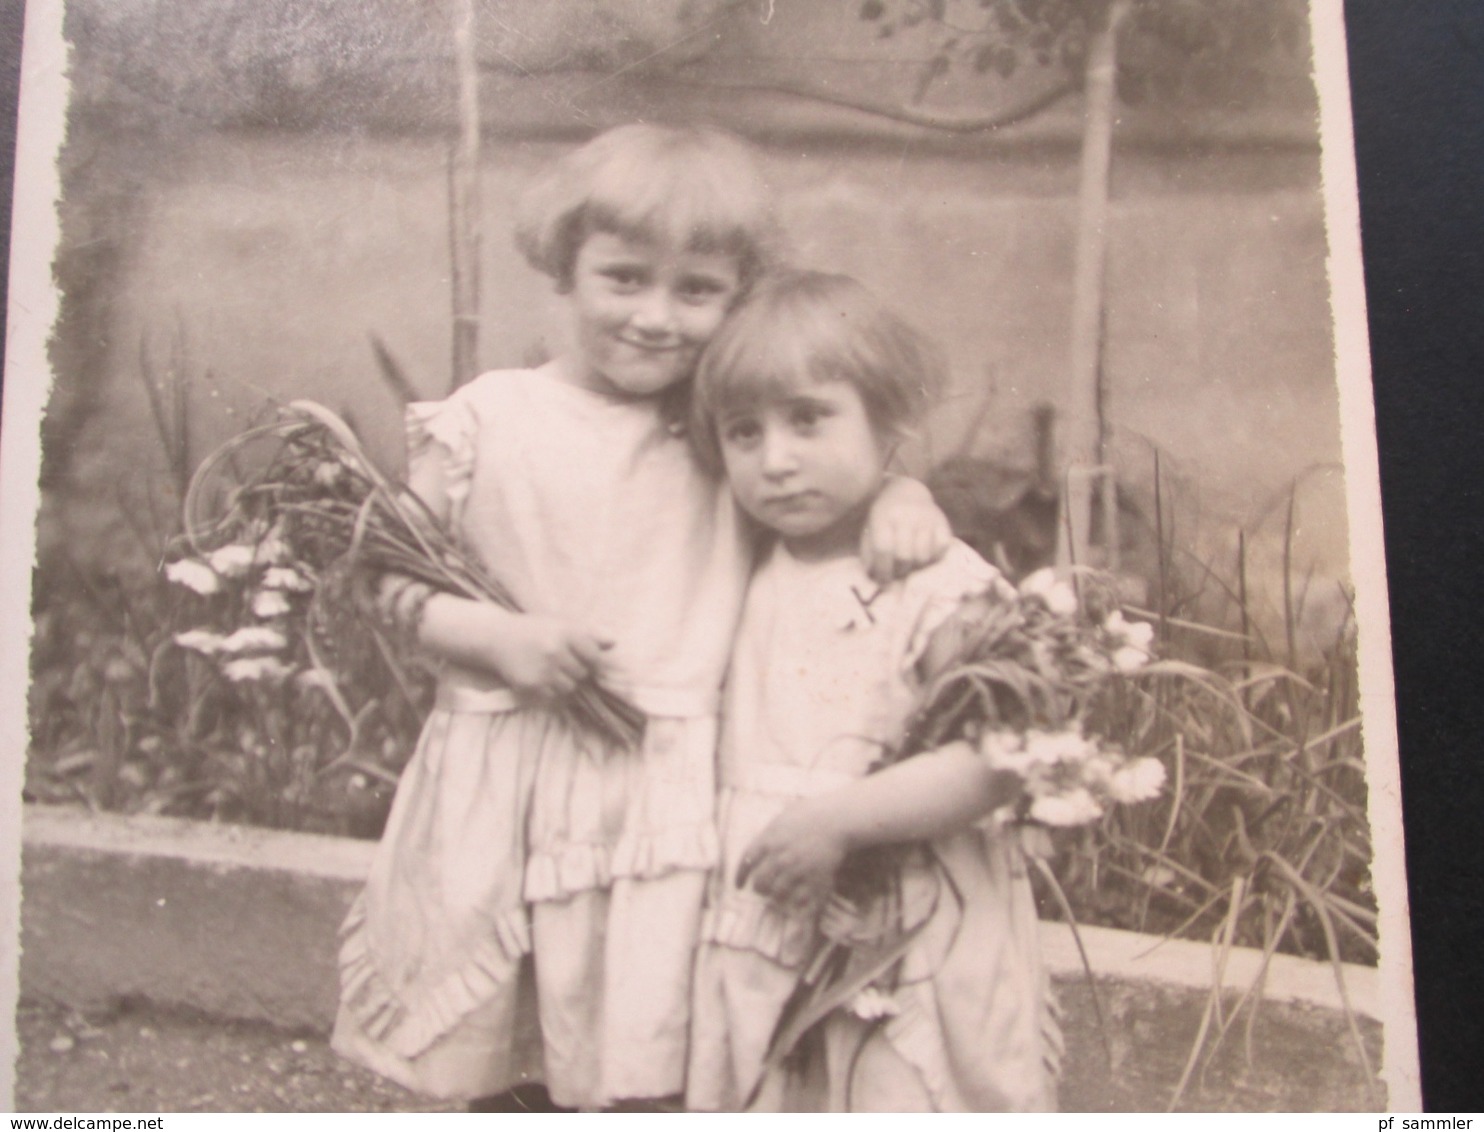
[999,454,1374,1105]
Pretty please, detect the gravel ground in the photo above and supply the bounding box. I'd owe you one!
[13,999,460,1114]
[14,984,1382,1113]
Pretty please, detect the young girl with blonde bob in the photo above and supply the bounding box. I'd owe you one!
[686,270,1060,1112]
[330,126,947,1111]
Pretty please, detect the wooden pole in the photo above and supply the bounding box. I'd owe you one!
[1058,0,1129,569]
[449,0,482,389]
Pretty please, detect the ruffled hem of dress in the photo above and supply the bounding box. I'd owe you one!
[524,823,719,902]
[700,894,815,970]
[336,894,531,1061]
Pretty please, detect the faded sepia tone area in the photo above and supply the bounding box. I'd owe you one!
[10,0,1409,1113]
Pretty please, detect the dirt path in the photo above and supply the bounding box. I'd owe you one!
[15,982,1381,1113]
[14,1000,460,1114]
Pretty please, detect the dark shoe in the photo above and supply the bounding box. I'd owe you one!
[468,1084,572,1112]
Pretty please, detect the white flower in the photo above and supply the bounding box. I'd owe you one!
[262,566,313,592]
[219,625,289,653]
[164,559,221,595]
[1029,786,1104,827]
[1104,610,1155,652]
[1141,863,1178,888]
[1107,757,1166,804]
[847,987,901,1021]
[982,729,1100,781]
[1105,611,1154,672]
[1023,728,1097,769]
[220,655,295,683]
[295,668,333,691]
[1019,568,1079,617]
[251,589,293,618]
[173,629,227,654]
[313,460,344,487]
[207,543,258,578]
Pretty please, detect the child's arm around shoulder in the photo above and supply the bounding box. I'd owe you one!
[859,473,953,585]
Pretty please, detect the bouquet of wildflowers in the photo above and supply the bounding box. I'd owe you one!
[899,567,1166,829]
[168,401,644,749]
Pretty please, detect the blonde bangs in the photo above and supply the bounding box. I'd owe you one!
[516,125,780,287]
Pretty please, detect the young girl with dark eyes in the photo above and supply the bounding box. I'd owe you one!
[686,270,1060,1112]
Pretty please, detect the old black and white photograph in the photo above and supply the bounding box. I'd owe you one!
[1,0,1421,1113]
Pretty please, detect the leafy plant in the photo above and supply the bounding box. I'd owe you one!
[26,352,429,836]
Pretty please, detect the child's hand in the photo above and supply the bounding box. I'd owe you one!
[860,474,952,584]
[480,612,613,701]
[736,799,849,913]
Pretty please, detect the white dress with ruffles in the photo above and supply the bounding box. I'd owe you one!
[687,540,1060,1112]
[331,363,750,1107]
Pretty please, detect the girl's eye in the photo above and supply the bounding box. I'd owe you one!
[677,276,732,303]
[790,404,829,431]
[601,266,647,290]
[723,419,762,446]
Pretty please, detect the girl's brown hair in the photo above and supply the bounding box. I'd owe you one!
[690,269,946,476]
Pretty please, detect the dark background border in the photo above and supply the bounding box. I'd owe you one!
[0,0,1480,1113]
[1346,1,1484,1113]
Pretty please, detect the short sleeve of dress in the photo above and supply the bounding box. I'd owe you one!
[901,541,1019,678]
[405,397,479,523]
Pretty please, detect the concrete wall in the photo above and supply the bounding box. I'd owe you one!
[48,121,1346,648]
[61,0,1314,141]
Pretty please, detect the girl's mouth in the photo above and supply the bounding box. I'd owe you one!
[615,335,683,354]
[763,491,817,512]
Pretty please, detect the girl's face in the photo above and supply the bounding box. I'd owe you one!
[718,376,891,560]
[565,231,741,399]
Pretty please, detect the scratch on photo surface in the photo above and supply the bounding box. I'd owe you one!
[572,12,733,101]
[893,132,917,177]
[481,36,595,128]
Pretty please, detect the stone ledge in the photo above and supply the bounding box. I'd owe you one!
[21,807,364,1032]
[19,804,1389,1109]
[21,804,1378,1027]
[22,804,374,882]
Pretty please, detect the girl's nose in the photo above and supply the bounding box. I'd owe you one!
[760,428,798,477]
[629,289,677,337]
